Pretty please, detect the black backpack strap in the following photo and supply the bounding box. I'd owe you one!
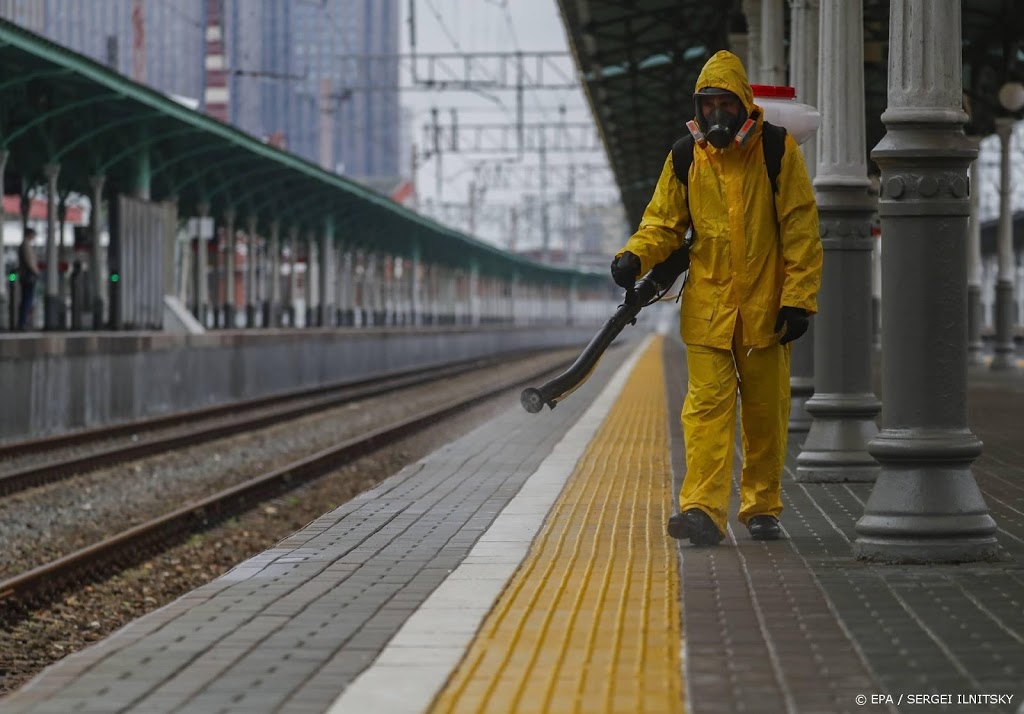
[671,134,695,187]
[760,120,787,195]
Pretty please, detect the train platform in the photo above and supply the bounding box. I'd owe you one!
[3,329,1023,714]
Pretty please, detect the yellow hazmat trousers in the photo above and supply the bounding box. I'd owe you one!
[617,50,821,535]
[682,329,791,535]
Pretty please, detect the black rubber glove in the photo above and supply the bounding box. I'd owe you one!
[774,306,809,344]
[610,251,641,289]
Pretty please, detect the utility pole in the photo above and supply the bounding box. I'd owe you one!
[566,165,576,265]
[410,142,419,211]
[540,134,550,263]
[431,107,442,201]
[516,51,525,156]
[509,206,518,252]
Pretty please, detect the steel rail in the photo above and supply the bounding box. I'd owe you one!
[0,355,574,605]
[0,350,545,497]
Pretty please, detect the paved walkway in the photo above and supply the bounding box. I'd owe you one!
[3,329,1023,714]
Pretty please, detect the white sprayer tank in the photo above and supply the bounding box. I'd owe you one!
[751,84,820,145]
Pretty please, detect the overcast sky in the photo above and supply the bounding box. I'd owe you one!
[397,0,620,250]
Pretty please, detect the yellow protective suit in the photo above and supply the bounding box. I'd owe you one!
[618,50,822,535]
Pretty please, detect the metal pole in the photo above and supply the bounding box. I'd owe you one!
[540,139,550,263]
[304,229,315,328]
[223,207,236,328]
[796,0,880,483]
[742,0,762,83]
[269,220,280,327]
[288,226,299,326]
[991,118,1017,370]
[0,150,7,330]
[90,175,107,329]
[966,149,984,365]
[857,0,997,563]
[196,202,210,327]
[319,215,332,327]
[411,240,422,326]
[246,214,257,328]
[760,0,786,85]
[787,0,819,435]
[44,163,62,330]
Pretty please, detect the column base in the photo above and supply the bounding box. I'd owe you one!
[795,456,879,482]
[44,294,64,330]
[991,282,1016,370]
[991,347,1018,371]
[223,305,235,329]
[795,393,880,482]
[854,473,999,563]
[852,534,1002,564]
[245,304,256,328]
[854,429,998,563]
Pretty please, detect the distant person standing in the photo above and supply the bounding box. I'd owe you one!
[17,227,40,330]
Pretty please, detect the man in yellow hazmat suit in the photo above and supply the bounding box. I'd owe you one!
[611,50,822,545]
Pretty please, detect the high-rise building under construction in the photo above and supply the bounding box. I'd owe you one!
[0,0,401,183]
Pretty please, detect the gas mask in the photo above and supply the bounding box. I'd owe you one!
[693,89,748,150]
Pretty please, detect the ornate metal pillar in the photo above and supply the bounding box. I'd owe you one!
[787,0,819,434]
[856,0,997,563]
[796,0,880,482]
[991,118,1018,370]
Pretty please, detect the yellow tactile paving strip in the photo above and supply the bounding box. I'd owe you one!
[430,335,684,714]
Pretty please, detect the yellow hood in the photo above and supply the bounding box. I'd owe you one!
[694,50,755,117]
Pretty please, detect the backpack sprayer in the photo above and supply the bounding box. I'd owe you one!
[520,241,691,414]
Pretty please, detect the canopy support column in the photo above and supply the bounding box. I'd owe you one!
[91,175,108,329]
[856,0,997,563]
[991,118,1018,370]
[796,0,880,483]
[223,207,236,328]
[966,149,984,365]
[44,163,62,330]
[787,0,820,436]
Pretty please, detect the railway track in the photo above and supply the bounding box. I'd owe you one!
[0,351,548,498]
[0,349,577,607]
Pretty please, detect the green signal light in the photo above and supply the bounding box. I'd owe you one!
[7,273,16,283]
[110,273,120,283]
